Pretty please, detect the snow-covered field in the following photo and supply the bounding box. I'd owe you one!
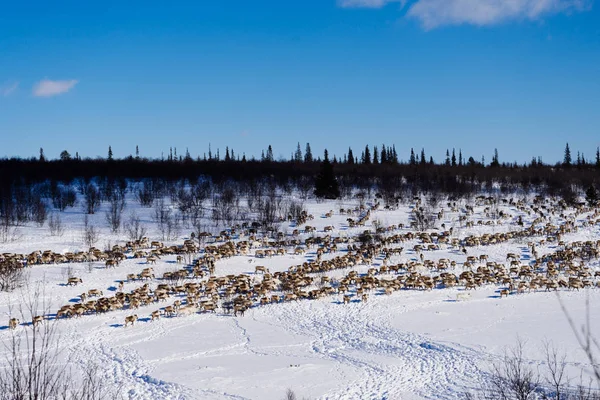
[1,189,599,399]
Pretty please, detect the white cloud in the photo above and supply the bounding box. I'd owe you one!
[407,0,591,29]
[338,0,406,8]
[1,81,19,97]
[338,0,592,28]
[33,79,78,97]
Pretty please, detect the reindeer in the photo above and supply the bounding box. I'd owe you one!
[67,277,83,286]
[151,310,161,321]
[9,318,19,330]
[87,289,103,297]
[124,314,138,327]
[255,266,269,274]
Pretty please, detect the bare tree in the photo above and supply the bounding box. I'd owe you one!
[543,340,569,400]
[31,197,48,227]
[135,181,156,207]
[82,215,100,249]
[105,192,125,233]
[0,261,26,292]
[211,185,239,227]
[487,339,540,400]
[153,198,180,241]
[48,212,64,237]
[124,212,147,242]
[0,284,121,400]
[0,197,20,243]
[558,293,600,386]
[83,184,101,214]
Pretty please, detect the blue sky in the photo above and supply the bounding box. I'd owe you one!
[1,0,599,163]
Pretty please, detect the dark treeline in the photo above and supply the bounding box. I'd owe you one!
[1,154,599,198]
[1,141,598,203]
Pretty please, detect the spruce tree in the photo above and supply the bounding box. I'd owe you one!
[373,146,379,164]
[363,145,371,164]
[586,185,598,207]
[409,148,416,165]
[304,143,313,163]
[314,149,340,199]
[563,143,572,167]
[108,146,113,161]
[347,147,354,165]
[420,148,426,165]
[445,149,450,166]
[451,149,456,166]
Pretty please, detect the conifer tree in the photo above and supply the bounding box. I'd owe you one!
[304,143,313,163]
[363,145,371,164]
[314,149,340,199]
[563,143,572,167]
[347,147,354,165]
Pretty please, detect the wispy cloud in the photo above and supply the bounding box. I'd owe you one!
[338,0,592,29]
[338,0,406,8]
[1,81,19,97]
[407,0,592,29]
[32,79,78,97]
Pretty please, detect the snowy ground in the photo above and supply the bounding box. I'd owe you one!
[1,189,599,399]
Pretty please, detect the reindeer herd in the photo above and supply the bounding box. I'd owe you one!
[3,193,600,331]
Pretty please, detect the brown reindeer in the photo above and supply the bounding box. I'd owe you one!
[124,314,138,327]
[9,318,19,330]
[67,277,83,286]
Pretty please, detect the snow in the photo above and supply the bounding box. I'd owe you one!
[1,190,599,399]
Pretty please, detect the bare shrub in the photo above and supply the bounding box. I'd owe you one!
[411,206,435,232]
[543,340,569,400]
[105,192,125,233]
[0,285,121,400]
[124,212,147,242]
[0,263,26,292]
[487,339,540,400]
[83,184,101,214]
[153,199,180,241]
[136,181,155,207]
[31,197,48,227]
[282,389,309,400]
[51,186,77,211]
[48,213,64,237]
[82,215,100,249]
[559,294,600,386]
[287,200,305,222]
[211,184,240,227]
[0,198,20,243]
